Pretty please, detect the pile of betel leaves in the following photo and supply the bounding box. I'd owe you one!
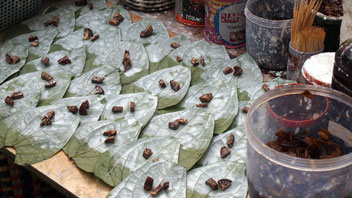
[0,0,294,197]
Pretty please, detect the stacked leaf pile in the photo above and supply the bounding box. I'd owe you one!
[0,0,294,197]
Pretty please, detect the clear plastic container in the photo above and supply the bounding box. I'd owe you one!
[246,85,352,198]
[244,0,294,70]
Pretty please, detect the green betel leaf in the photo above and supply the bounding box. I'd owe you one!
[186,162,248,198]
[197,126,247,167]
[0,41,28,84]
[105,41,149,84]
[140,108,215,170]
[94,137,181,186]
[158,41,194,70]
[22,7,75,38]
[49,95,106,124]
[107,161,186,198]
[101,92,158,127]
[21,47,86,78]
[63,120,143,172]
[146,35,191,73]
[66,66,121,97]
[123,18,169,44]
[179,79,238,134]
[129,66,191,109]
[11,105,80,165]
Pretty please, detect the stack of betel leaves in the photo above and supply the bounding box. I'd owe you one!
[0,0,295,197]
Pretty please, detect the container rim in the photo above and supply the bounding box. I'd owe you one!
[246,84,352,171]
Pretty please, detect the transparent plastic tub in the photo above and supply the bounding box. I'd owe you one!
[246,85,352,198]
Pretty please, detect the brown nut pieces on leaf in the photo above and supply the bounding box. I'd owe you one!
[163,182,169,190]
[92,76,104,84]
[5,54,20,64]
[123,50,132,72]
[150,184,163,196]
[28,34,38,42]
[191,57,199,66]
[196,103,208,108]
[227,134,235,148]
[40,118,52,126]
[144,176,154,191]
[31,40,39,47]
[152,158,159,162]
[44,16,59,27]
[143,148,153,159]
[218,179,232,191]
[88,2,93,9]
[140,25,153,38]
[199,93,213,103]
[200,56,205,66]
[67,105,79,114]
[10,92,24,100]
[75,0,87,6]
[5,96,14,106]
[170,42,180,49]
[170,80,180,92]
[103,129,117,137]
[90,34,99,42]
[205,178,218,190]
[58,55,71,65]
[112,106,123,113]
[109,18,120,26]
[45,80,56,88]
[168,120,180,130]
[159,79,167,88]
[104,136,115,143]
[94,85,104,95]
[220,146,231,158]
[262,84,270,92]
[113,13,124,22]
[83,28,93,40]
[223,66,233,75]
[241,106,249,113]
[41,57,49,67]
[79,100,89,115]
[130,101,135,112]
[41,72,53,81]
[233,66,243,76]
[176,56,182,62]
[41,110,55,120]
[5,54,12,64]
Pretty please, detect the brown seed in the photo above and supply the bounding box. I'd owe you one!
[143,148,153,159]
[176,56,182,62]
[90,34,99,42]
[58,55,71,65]
[233,66,243,76]
[88,2,93,9]
[67,105,79,114]
[163,181,169,190]
[12,56,20,64]
[112,106,123,113]
[152,158,159,162]
[79,100,89,115]
[109,18,120,26]
[262,84,270,92]
[41,57,49,67]
[191,57,199,66]
[45,81,56,88]
[44,19,52,27]
[176,118,188,125]
[75,0,87,6]
[103,129,117,137]
[81,100,90,109]
[130,101,135,112]
[170,42,180,49]
[41,71,53,81]
[150,184,163,196]
[83,28,93,40]
[5,96,14,106]
[40,118,52,126]
[113,13,124,22]
[51,16,59,27]
[140,25,153,38]
[170,80,180,92]
[144,176,154,191]
[104,136,115,143]
[94,85,104,95]
[199,93,213,103]
[159,79,167,88]
[5,54,12,64]
[168,120,180,130]
[220,146,231,158]
[10,92,24,100]
[123,50,132,72]
[200,56,205,66]
[223,66,233,75]
[196,103,208,108]
[205,178,218,190]
[227,134,235,148]
[28,34,38,42]
[218,179,232,191]
[92,76,104,84]
[31,40,39,47]
[241,106,249,113]
[41,110,55,120]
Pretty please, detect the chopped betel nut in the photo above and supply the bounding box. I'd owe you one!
[40,118,52,126]
[241,106,249,113]
[104,136,115,143]
[140,25,153,38]
[177,118,188,125]
[67,105,79,114]
[158,79,167,88]
[123,50,132,72]
[28,34,38,42]
[10,92,24,100]
[170,80,180,92]
[163,182,169,190]
[226,134,234,148]
[205,178,218,190]
[196,103,208,108]
[5,54,12,64]
[109,18,120,26]
[58,55,71,65]
[92,76,104,84]
[152,158,159,162]
[79,100,89,115]
[12,56,20,64]
[90,34,99,42]
[44,16,59,27]
[5,96,14,106]
[144,176,154,191]
[41,71,53,81]
[75,0,87,6]
[94,85,104,95]
[103,129,117,137]
[41,57,49,67]
[223,66,233,75]
[218,179,232,191]
[170,42,180,49]
[233,66,243,76]
[130,101,135,112]
[31,40,39,47]
[41,110,55,120]
[45,80,56,88]
[220,146,231,158]
[168,120,180,130]
[143,148,153,159]
[262,84,270,92]
[199,93,213,103]
[176,56,182,62]
[302,90,313,100]
[83,28,93,40]
[318,129,330,140]
[88,2,93,9]
[200,56,205,66]
[112,106,123,113]
[150,184,163,196]
[191,57,199,66]
[113,13,124,22]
